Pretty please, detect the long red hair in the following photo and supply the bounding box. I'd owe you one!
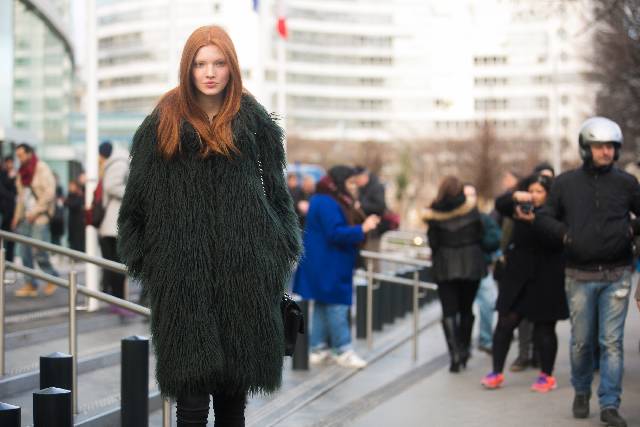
[156,25,243,159]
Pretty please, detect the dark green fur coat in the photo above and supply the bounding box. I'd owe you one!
[117,94,301,398]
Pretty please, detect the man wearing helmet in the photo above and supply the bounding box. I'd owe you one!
[534,117,640,427]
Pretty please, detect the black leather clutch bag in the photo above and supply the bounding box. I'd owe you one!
[281,294,304,356]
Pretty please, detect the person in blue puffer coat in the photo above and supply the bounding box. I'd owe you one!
[294,165,380,369]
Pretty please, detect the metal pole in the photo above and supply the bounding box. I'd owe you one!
[412,270,419,362]
[85,0,100,312]
[162,398,171,427]
[0,244,5,376]
[68,268,78,414]
[366,258,374,350]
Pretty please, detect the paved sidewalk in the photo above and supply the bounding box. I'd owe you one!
[351,287,640,427]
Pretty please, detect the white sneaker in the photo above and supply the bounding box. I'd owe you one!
[309,350,331,365]
[335,350,368,369]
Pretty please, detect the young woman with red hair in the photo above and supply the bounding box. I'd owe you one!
[117,26,301,426]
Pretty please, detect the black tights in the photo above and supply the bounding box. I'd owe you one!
[176,392,247,427]
[437,280,480,318]
[492,312,558,375]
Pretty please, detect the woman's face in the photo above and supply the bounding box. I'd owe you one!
[191,44,230,100]
[345,176,358,195]
[528,182,547,207]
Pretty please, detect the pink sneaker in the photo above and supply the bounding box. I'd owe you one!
[481,372,504,389]
[530,373,557,393]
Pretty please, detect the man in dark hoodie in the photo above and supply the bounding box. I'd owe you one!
[535,117,640,427]
[354,166,386,244]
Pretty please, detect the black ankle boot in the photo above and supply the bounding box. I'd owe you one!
[459,314,475,369]
[442,316,461,373]
[600,408,627,427]
[572,392,590,419]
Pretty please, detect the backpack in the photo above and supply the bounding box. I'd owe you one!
[87,180,105,228]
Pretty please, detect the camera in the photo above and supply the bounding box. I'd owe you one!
[519,202,533,214]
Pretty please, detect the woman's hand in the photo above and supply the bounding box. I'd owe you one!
[512,191,532,203]
[514,205,535,223]
[362,215,381,233]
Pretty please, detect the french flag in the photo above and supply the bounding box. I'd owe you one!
[276,0,288,39]
[253,0,287,39]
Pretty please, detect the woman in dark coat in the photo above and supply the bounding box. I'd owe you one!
[0,163,17,261]
[481,173,568,392]
[117,26,301,426]
[64,179,85,252]
[423,176,485,372]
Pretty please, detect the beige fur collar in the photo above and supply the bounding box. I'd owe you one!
[422,198,476,222]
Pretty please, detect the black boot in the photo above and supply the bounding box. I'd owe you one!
[459,314,475,369]
[600,408,627,427]
[572,392,590,419]
[442,316,462,373]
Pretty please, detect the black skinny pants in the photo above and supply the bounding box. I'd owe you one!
[437,279,480,318]
[177,392,247,427]
[492,312,558,376]
[99,236,126,299]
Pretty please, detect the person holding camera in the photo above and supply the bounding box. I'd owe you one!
[481,173,569,392]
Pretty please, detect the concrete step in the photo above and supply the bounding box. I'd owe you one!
[0,316,149,397]
[148,302,442,427]
[3,353,158,426]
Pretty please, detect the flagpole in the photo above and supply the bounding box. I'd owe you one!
[85,0,100,311]
[254,0,267,105]
[276,0,287,150]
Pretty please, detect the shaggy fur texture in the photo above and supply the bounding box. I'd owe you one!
[117,94,301,399]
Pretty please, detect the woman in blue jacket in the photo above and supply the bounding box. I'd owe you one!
[294,166,380,369]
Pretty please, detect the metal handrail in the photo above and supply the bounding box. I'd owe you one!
[360,249,432,268]
[359,250,437,362]
[0,230,170,424]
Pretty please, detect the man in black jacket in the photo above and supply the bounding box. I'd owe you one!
[534,117,640,427]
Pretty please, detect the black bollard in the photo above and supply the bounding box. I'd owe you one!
[40,352,73,392]
[292,300,309,371]
[372,283,382,331]
[121,336,149,427]
[392,283,404,321]
[381,282,395,325]
[0,402,20,426]
[355,284,367,339]
[33,387,72,427]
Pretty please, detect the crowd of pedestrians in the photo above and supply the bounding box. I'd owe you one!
[421,117,639,427]
[0,138,132,304]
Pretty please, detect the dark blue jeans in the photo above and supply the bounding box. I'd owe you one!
[565,271,631,409]
[18,222,59,288]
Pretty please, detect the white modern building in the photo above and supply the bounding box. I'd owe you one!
[1,0,77,180]
[93,0,597,165]
[275,0,396,141]
[405,0,596,166]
